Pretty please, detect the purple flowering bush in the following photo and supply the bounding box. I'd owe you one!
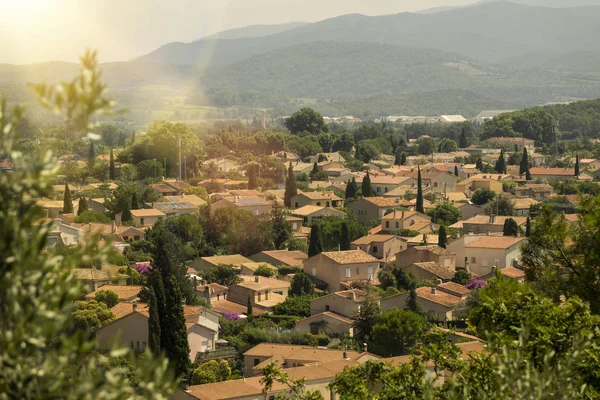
[133,262,152,276]
[465,279,487,290]
[221,312,241,321]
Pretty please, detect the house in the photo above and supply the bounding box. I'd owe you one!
[272,151,300,162]
[241,343,376,377]
[445,191,468,203]
[153,201,198,216]
[487,137,535,152]
[191,254,254,273]
[513,183,554,199]
[249,250,308,268]
[369,176,413,195]
[210,195,273,216]
[479,266,527,282]
[84,285,142,302]
[196,283,229,304]
[456,178,503,194]
[406,261,455,281]
[72,268,129,292]
[309,289,373,318]
[380,284,468,321]
[151,180,191,196]
[382,184,433,198]
[529,167,593,182]
[295,312,355,336]
[89,198,107,213]
[351,234,407,262]
[308,152,346,163]
[380,210,432,233]
[513,198,539,216]
[461,215,527,235]
[240,262,278,276]
[228,276,290,312]
[70,222,146,242]
[346,197,412,224]
[304,250,380,291]
[456,203,486,220]
[291,162,314,177]
[163,194,207,208]
[447,235,527,276]
[396,245,456,270]
[291,205,346,225]
[131,209,166,228]
[36,199,72,218]
[406,234,439,247]
[47,219,87,246]
[290,191,343,209]
[202,158,240,173]
[97,302,220,362]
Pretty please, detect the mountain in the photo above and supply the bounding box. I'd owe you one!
[199,22,308,41]
[137,2,600,67]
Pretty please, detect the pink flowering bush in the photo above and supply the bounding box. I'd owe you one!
[134,262,152,276]
[221,312,240,321]
[465,279,487,290]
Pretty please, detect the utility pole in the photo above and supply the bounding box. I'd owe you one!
[178,137,182,181]
[184,155,187,181]
[153,158,157,180]
[164,158,167,178]
[553,119,560,158]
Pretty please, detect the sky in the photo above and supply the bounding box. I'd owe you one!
[0,0,478,64]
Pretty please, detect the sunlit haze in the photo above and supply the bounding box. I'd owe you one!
[0,0,478,64]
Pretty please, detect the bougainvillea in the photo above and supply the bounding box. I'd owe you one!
[134,262,152,276]
[221,312,241,321]
[465,279,487,290]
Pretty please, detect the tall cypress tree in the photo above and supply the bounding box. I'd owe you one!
[248,164,258,190]
[77,196,88,215]
[459,128,468,148]
[575,153,580,177]
[88,141,95,170]
[131,191,140,210]
[525,216,531,237]
[476,157,483,171]
[416,166,424,213]
[148,287,161,354]
[345,179,355,199]
[109,148,115,180]
[284,162,297,208]
[520,147,529,176]
[63,183,74,214]
[454,165,459,177]
[400,153,407,165]
[121,201,132,223]
[308,222,323,257]
[162,276,191,377]
[495,150,506,174]
[247,295,253,316]
[438,225,447,249]
[340,221,351,251]
[361,172,374,197]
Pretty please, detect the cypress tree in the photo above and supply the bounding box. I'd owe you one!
[495,150,506,174]
[162,276,191,377]
[248,164,258,190]
[454,165,459,177]
[438,225,447,249]
[131,191,140,210]
[520,147,529,176]
[526,168,532,181]
[284,162,297,208]
[247,295,253,316]
[345,179,356,199]
[400,153,407,165]
[361,172,374,197]
[340,221,351,251]
[121,200,132,223]
[88,141,95,170]
[77,196,88,215]
[351,178,358,197]
[63,183,74,214]
[308,222,323,257]
[148,287,161,354]
[476,157,483,171]
[459,128,468,148]
[575,153,580,177]
[525,216,531,237]
[109,148,115,180]
[416,166,424,213]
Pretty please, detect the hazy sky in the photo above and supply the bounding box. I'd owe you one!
[0,0,478,64]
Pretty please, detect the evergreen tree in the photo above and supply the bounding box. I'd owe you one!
[63,183,73,214]
[162,276,191,377]
[400,153,407,165]
[131,191,140,210]
[361,172,374,197]
[340,221,351,251]
[121,200,132,222]
[88,141,95,170]
[503,218,519,236]
[438,225,447,249]
[248,164,258,190]
[77,196,88,215]
[575,153,580,177]
[416,166,424,213]
[109,148,115,180]
[459,128,468,148]
[454,165,459,177]
[495,150,506,174]
[476,157,483,171]
[247,295,253,316]
[310,162,319,178]
[345,179,355,199]
[520,147,529,176]
[284,162,297,208]
[271,203,292,249]
[308,222,323,257]
[525,216,531,237]
[148,287,161,354]
[526,168,532,181]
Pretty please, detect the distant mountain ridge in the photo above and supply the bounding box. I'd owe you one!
[198,22,309,41]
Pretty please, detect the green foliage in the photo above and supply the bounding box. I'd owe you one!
[340,221,351,251]
[119,266,143,285]
[494,149,506,174]
[485,194,514,216]
[203,265,242,287]
[345,178,358,200]
[369,309,428,357]
[77,196,88,215]
[271,203,292,250]
[273,294,315,317]
[254,264,275,278]
[95,290,119,308]
[63,183,74,214]
[437,138,458,153]
[319,215,367,252]
[416,167,424,213]
[290,273,315,297]
[247,295,253,316]
[261,363,325,400]
[451,270,472,285]
[361,172,374,197]
[416,137,436,155]
[438,225,447,249]
[284,108,328,135]
[74,210,111,224]
[482,108,555,143]
[353,291,381,344]
[192,360,232,385]
[308,222,323,257]
[284,162,297,208]
[162,276,192,376]
[425,202,460,226]
[470,188,496,205]
[502,217,519,236]
[137,159,164,181]
[71,300,117,331]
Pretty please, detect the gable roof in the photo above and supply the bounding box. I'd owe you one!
[529,167,576,176]
[298,191,341,201]
[436,281,471,297]
[253,250,308,267]
[131,209,166,217]
[464,236,526,249]
[320,250,379,264]
[72,268,129,282]
[236,276,291,291]
[84,285,142,301]
[500,266,527,279]
[361,197,408,208]
[409,262,454,280]
[351,234,398,246]
[200,254,253,267]
[412,245,455,256]
[416,286,463,307]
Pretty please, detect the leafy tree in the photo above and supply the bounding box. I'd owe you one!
[137,159,164,181]
[416,166,424,213]
[437,138,458,153]
[95,290,119,308]
[575,152,580,177]
[476,157,483,171]
[332,132,355,153]
[63,183,74,214]
[438,225,447,249]
[486,195,514,216]
[254,264,275,277]
[106,182,141,222]
[247,295,253,316]
[378,270,397,290]
[495,149,506,174]
[471,188,496,205]
[261,363,325,400]
[203,265,241,287]
[77,196,89,215]
[308,222,323,257]
[284,162,297,208]
[88,140,95,170]
[426,202,460,226]
[400,153,407,165]
[361,172,374,198]
[459,127,468,148]
[192,360,231,385]
[142,187,159,204]
[119,265,143,285]
[353,291,381,344]
[340,221,351,251]
[355,141,379,164]
[273,294,314,317]
[1,52,175,398]
[503,217,519,236]
[290,272,314,296]
[109,148,115,180]
[392,268,417,292]
[248,164,258,190]
[284,108,328,135]
[452,270,472,285]
[369,309,428,357]
[71,300,117,331]
[416,137,436,155]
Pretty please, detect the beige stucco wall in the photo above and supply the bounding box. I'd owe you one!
[396,248,455,269]
[311,295,360,317]
[96,312,149,352]
[465,244,524,276]
[351,238,406,260]
[347,200,380,224]
[295,314,353,337]
[304,254,380,291]
[188,324,217,361]
[132,215,162,228]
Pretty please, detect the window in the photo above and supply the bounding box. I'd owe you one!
[444,259,451,267]
[377,187,381,192]
[310,325,319,335]
[368,266,374,280]
[396,222,399,229]
[292,222,298,230]
[345,268,351,278]
[384,187,388,193]
[434,182,438,187]
[294,202,299,208]
[316,202,321,206]
[254,358,260,366]
[385,221,389,228]
[325,305,330,311]
[134,235,140,241]
[201,340,209,352]
[136,341,140,350]
[312,267,317,277]
[356,267,360,274]
[471,257,477,263]
[372,246,378,253]
[122,236,129,241]
[140,218,145,226]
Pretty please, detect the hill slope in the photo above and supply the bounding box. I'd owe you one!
[199,22,308,41]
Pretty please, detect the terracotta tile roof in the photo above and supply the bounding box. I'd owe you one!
[437,281,471,297]
[201,254,253,267]
[236,276,290,291]
[131,209,166,217]
[513,197,539,209]
[500,266,526,279]
[416,286,463,307]
[196,283,228,295]
[464,236,527,249]
[299,191,341,201]
[110,302,148,319]
[244,343,369,361]
[529,167,576,176]
[320,289,371,303]
[36,199,64,209]
[410,262,454,280]
[72,268,129,281]
[406,234,439,245]
[84,285,142,301]
[210,299,266,316]
[321,250,379,264]
[297,311,354,325]
[463,215,527,226]
[516,183,553,193]
[369,176,412,185]
[413,245,455,256]
[291,205,327,216]
[351,234,398,245]
[363,197,407,208]
[254,250,308,267]
[240,262,278,272]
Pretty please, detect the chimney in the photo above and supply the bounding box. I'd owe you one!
[255,276,260,283]
[132,302,137,311]
[343,351,349,360]
[486,229,491,236]
[351,291,356,300]
[361,343,368,353]
[431,287,437,295]
[436,279,442,285]
[88,222,92,232]
[402,210,405,219]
